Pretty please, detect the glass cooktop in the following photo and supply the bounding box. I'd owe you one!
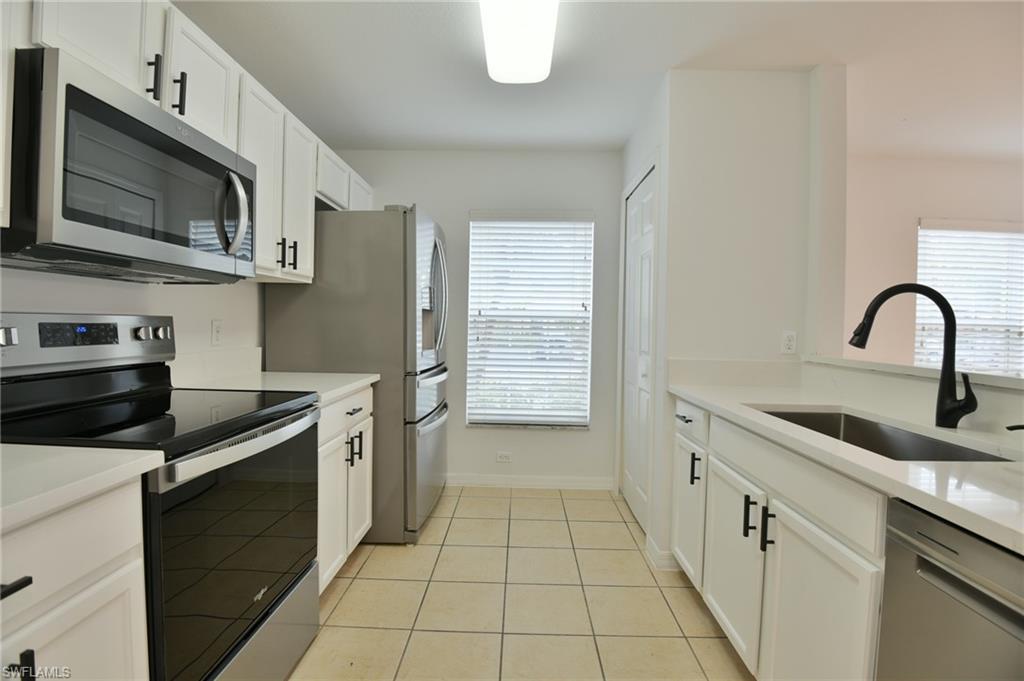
[1,388,317,460]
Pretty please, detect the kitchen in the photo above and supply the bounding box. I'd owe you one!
[0,1,1021,680]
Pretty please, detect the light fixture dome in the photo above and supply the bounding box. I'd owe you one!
[479,0,560,84]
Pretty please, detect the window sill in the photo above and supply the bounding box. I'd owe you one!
[466,422,591,431]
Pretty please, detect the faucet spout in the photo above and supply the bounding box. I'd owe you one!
[848,283,978,428]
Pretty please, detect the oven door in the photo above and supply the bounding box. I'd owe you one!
[10,48,255,281]
[144,408,318,681]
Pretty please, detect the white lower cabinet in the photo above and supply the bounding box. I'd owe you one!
[316,391,375,592]
[0,480,149,679]
[758,500,883,680]
[318,431,349,592]
[347,416,374,548]
[670,433,707,588]
[702,455,767,673]
[675,414,887,680]
[1,559,149,680]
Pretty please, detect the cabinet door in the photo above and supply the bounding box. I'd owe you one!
[281,115,317,279]
[702,455,766,674]
[163,6,239,150]
[349,173,374,210]
[317,432,349,592]
[33,0,164,103]
[758,499,882,680]
[670,434,707,588]
[238,73,286,276]
[315,145,351,210]
[347,417,374,549]
[0,559,149,679]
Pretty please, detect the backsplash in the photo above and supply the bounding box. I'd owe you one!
[0,268,261,383]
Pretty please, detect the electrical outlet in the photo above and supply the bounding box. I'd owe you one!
[496,451,512,464]
[211,319,224,347]
[781,330,798,355]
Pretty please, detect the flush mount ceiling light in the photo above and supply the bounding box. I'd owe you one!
[479,0,560,84]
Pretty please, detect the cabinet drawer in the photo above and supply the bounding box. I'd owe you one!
[709,418,885,559]
[319,389,373,446]
[675,398,709,444]
[1,481,143,626]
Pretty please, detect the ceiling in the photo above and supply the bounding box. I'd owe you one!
[179,1,1023,158]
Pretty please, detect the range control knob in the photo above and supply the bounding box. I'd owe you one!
[154,326,172,340]
[132,326,153,341]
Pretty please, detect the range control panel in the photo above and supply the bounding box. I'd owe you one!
[0,313,175,377]
[39,322,120,347]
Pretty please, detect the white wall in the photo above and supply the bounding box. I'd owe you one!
[341,149,623,488]
[665,69,810,362]
[844,155,1024,365]
[0,268,262,382]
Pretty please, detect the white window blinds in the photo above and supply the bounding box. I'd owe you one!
[466,219,595,426]
[915,223,1024,378]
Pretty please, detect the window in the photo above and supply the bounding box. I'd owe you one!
[466,219,595,426]
[915,221,1024,377]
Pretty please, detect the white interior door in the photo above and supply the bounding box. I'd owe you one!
[621,168,657,531]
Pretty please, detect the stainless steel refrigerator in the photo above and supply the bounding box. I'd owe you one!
[264,205,449,543]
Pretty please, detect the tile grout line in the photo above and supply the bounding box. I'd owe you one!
[561,488,608,681]
[390,486,461,681]
[499,493,512,681]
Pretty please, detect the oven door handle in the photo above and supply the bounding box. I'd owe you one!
[169,408,319,483]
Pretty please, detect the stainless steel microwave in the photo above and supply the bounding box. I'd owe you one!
[4,48,256,283]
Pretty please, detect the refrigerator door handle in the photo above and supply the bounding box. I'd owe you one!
[417,404,449,436]
[435,237,449,353]
[417,366,449,389]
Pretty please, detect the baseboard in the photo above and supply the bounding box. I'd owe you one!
[644,534,678,570]
[446,473,615,490]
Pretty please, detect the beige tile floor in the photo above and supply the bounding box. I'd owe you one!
[292,486,753,681]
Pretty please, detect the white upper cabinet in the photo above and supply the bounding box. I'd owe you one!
[758,499,883,680]
[32,0,167,104]
[238,73,286,276]
[701,455,766,675]
[349,172,374,210]
[315,144,351,210]
[670,433,707,588]
[280,114,318,280]
[162,6,239,150]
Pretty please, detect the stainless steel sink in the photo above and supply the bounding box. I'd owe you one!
[762,411,1010,462]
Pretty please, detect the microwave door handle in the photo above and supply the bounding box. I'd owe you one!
[169,409,318,483]
[225,171,249,255]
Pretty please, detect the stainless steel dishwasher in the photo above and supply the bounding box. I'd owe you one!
[876,499,1024,680]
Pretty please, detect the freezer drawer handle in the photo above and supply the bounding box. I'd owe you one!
[417,368,448,388]
[169,408,319,482]
[417,404,449,436]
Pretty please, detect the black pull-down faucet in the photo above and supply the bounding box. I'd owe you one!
[848,283,977,428]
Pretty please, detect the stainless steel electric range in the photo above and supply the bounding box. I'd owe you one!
[0,312,319,681]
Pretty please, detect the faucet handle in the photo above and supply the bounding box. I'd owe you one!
[959,373,978,414]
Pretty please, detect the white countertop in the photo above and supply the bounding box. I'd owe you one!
[1,444,164,532]
[669,383,1024,555]
[183,371,380,406]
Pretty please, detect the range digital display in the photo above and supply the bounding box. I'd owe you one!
[39,322,119,347]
